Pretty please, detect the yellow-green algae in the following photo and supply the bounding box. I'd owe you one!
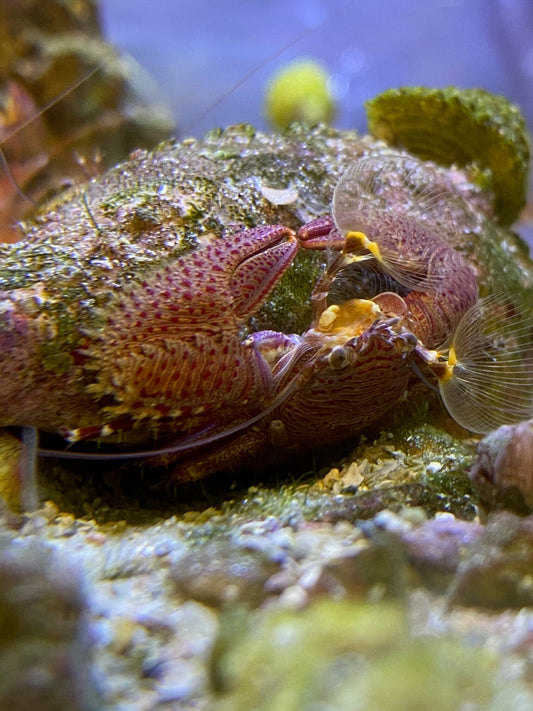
[264,59,335,130]
[365,86,530,225]
[212,598,515,711]
[0,432,23,511]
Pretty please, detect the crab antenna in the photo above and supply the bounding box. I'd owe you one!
[0,145,36,206]
[20,426,39,511]
[181,1,351,135]
[0,62,105,206]
[36,371,306,461]
[2,63,104,147]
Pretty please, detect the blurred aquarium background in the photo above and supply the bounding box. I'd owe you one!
[100,0,533,140]
[100,0,533,247]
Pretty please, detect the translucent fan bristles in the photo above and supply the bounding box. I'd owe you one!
[438,295,533,433]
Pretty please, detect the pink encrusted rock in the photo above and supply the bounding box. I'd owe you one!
[470,419,533,513]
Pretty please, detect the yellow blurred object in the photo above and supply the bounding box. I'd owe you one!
[0,430,22,511]
[265,59,335,129]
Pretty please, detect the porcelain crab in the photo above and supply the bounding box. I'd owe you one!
[30,151,533,482]
[37,215,423,481]
[1,113,532,484]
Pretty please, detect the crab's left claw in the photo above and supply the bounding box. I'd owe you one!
[80,224,299,435]
[226,225,298,318]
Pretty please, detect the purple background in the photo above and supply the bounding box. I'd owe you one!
[101,0,533,138]
[100,0,533,244]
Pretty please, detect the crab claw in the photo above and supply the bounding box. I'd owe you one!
[297,215,343,250]
[80,224,299,434]
[223,225,298,318]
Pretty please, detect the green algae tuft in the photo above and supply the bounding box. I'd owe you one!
[365,86,530,225]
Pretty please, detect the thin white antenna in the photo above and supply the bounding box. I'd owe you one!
[0,63,104,206]
[181,2,350,134]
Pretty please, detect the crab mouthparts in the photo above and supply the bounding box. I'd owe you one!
[316,298,382,342]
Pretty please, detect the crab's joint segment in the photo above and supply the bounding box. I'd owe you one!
[437,346,456,383]
[345,230,383,262]
[415,345,456,382]
[447,345,458,367]
[64,423,116,443]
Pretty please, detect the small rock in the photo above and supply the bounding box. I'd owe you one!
[324,535,408,599]
[448,512,533,607]
[0,538,99,710]
[401,516,483,590]
[170,540,280,607]
[470,420,533,513]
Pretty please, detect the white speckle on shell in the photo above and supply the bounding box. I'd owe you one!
[260,185,299,205]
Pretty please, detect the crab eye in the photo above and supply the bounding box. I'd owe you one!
[401,332,418,349]
[329,345,350,369]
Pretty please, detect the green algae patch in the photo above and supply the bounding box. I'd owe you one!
[212,598,501,711]
[366,86,530,225]
[36,305,78,374]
